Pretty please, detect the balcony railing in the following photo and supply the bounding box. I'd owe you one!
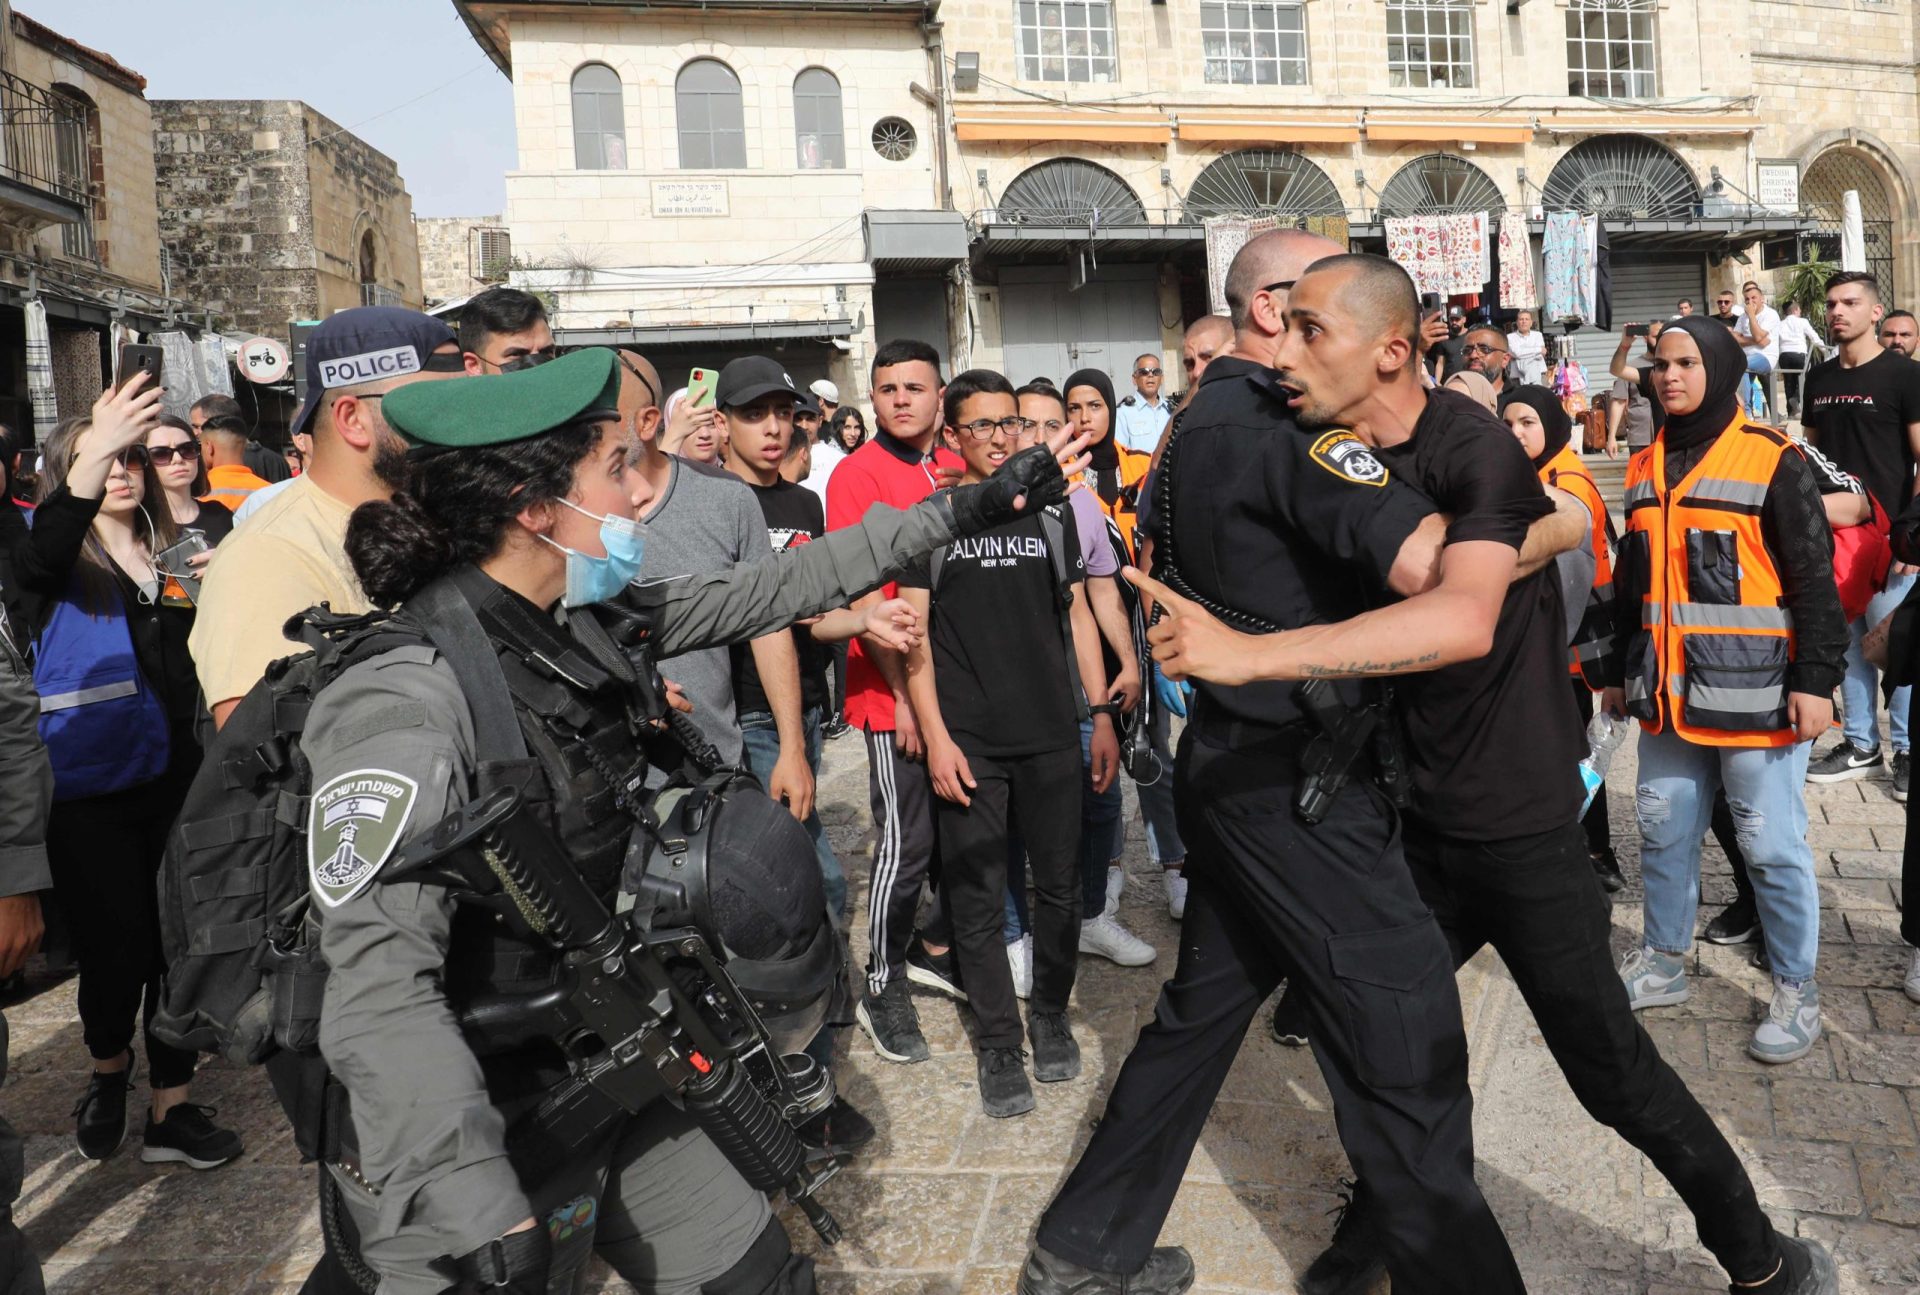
[0,70,91,211]
[360,282,401,308]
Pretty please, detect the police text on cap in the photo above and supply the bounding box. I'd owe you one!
[319,345,423,390]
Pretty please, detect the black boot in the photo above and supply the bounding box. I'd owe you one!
[1730,1236,1837,1295]
[1019,1243,1195,1295]
[1297,1180,1386,1295]
[73,1053,134,1160]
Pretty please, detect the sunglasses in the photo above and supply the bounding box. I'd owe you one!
[146,441,201,466]
[1133,367,1162,377]
[115,446,151,469]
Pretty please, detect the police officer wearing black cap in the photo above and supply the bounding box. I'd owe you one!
[1021,230,1532,1295]
[299,349,1083,1294]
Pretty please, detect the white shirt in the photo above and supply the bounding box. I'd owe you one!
[232,474,296,525]
[803,442,844,506]
[1777,314,1822,358]
[1506,330,1548,385]
[1734,305,1782,368]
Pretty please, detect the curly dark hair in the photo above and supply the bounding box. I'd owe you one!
[346,421,605,607]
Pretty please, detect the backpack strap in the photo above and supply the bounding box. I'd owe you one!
[408,572,531,773]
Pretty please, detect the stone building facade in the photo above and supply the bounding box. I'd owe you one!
[150,100,425,343]
[455,0,1920,398]
[416,213,507,306]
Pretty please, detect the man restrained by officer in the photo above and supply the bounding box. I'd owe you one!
[1018,229,1604,1295]
[1129,253,1837,1295]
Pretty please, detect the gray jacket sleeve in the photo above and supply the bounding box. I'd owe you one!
[304,648,531,1265]
[0,631,51,897]
[635,495,959,659]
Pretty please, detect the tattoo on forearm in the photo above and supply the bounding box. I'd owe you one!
[1299,651,1443,678]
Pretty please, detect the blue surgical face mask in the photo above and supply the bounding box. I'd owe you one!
[541,498,647,608]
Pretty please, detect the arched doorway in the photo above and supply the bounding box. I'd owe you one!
[1185,149,1344,221]
[1541,134,1699,220]
[1805,149,1897,304]
[998,159,1147,226]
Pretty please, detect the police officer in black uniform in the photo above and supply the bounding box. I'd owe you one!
[1019,230,1530,1295]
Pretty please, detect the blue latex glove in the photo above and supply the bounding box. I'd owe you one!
[1153,665,1190,719]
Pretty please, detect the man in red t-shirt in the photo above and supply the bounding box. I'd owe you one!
[827,340,965,1064]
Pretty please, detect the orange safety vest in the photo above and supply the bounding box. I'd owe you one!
[1538,445,1618,689]
[1087,447,1151,559]
[199,463,270,512]
[1620,417,1798,748]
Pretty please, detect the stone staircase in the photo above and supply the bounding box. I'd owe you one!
[1581,449,1629,515]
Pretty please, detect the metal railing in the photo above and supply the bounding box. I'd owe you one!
[360,282,401,308]
[0,70,91,210]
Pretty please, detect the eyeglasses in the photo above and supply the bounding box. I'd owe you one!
[146,442,201,465]
[488,347,557,373]
[1133,367,1162,378]
[115,446,151,469]
[1461,343,1506,356]
[1028,418,1066,435]
[955,416,1035,440]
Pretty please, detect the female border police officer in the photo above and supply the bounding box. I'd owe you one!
[302,348,1076,1294]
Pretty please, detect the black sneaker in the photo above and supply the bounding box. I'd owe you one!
[1704,897,1759,945]
[855,979,930,1064]
[1590,847,1626,894]
[72,1057,134,1161]
[1739,1235,1838,1295]
[976,1046,1034,1118]
[1019,1243,1195,1295]
[905,940,966,1001]
[140,1103,242,1170]
[1271,987,1309,1048]
[1029,1011,1081,1083]
[823,715,850,741]
[1806,741,1882,783]
[1894,752,1910,803]
[1297,1180,1386,1295]
[796,1096,877,1157]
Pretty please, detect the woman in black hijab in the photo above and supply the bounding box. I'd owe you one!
[1497,384,1574,471]
[1063,368,1123,512]
[1652,314,1750,452]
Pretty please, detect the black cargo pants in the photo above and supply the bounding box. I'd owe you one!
[1035,727,1524,1294]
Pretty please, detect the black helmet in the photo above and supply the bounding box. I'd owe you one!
[627,774,848,1056]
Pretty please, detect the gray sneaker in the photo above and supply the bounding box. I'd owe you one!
[1620,945,1689,1010]
[1749,978,1822,1064]
[1019,1243,1195,1295]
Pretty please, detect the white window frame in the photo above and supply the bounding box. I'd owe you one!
[1201,1,1309,86]
[1386,0,1476,90]
[1015,0,1119,84]
[1565,0,1658,99]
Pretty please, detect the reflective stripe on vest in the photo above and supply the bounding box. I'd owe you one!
[1621,419,1798,748]
[1541,445,1618,689]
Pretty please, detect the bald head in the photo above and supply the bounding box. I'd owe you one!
[614,347,665,443]
[1223,229,1347,334]
[1300,254,1421,351]
[1182,314,1236,389]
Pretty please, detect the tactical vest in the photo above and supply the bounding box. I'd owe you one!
[419,572,661,1005]
[1538,444,1619,690]
[1620,418,1798,748]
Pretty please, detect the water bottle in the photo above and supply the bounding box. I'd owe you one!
[1579,710,1629,816]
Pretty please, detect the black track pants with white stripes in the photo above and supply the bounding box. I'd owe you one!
[863,726,941,994]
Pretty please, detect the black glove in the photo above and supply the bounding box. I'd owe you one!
[453,1225,551,1293]
[948,444,1068,535]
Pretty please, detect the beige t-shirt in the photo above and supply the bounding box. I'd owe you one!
[189,476,369,709]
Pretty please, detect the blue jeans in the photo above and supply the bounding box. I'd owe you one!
[1137,706,1185,867]
[739,707,849,922]
[1743,352,1772,417]
[1843,568,1916,755]
[1635,727,1819,982]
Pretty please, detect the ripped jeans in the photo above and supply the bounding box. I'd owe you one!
[1635,728,1819,982]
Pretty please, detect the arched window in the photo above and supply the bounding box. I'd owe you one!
[793,69,844,169]
[359,230,377,285]
[571,64,628,170]
[676,60,747,169]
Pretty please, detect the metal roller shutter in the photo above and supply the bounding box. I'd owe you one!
[1559,250,1708,379]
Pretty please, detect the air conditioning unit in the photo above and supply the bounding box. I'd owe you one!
[470,227,512,283]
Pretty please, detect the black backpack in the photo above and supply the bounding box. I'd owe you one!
[151,607,424,1063]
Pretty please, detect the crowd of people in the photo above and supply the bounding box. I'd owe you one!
[0,239,1910,1295]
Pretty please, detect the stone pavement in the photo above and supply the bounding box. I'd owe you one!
[4,724,1917,1294]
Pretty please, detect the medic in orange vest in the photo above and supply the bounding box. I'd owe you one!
[1601,315,1849,1068]
[1064,369,1143,558]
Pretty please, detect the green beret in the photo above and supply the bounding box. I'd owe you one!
[381,348,622,448]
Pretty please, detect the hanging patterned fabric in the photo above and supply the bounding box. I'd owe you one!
[1543,211,1595,325]
[24,298,57,440]
[1580,215,1601,325]
[1301,213,1351,248]
[1385,216,1449,299]
[1498,215,1537,310]
[1444,212,1490,294]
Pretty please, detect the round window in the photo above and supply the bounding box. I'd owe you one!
[871,117,917,162]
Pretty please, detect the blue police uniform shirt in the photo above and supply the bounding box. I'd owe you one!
[1115,393,1173,453]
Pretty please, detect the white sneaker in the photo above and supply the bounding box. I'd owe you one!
[1619,945,1689,1010]
[1905,947,1920,1005]
[1163,867,1188,920]
[1009,934,1033,1001]
[1104,865,1124,917]
[1079,912,1157,966]
[1749,978,1822,1065]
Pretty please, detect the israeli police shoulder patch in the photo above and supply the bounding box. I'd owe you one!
[309,769,420,908]
[1308,430,1389,488]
